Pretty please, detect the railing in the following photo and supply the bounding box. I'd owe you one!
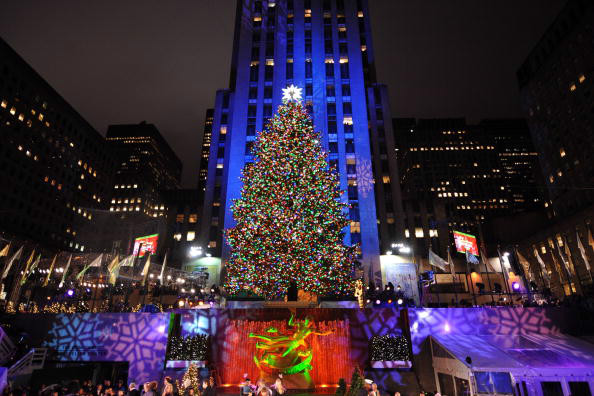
[0,327,15,366]
[7,348,47,379]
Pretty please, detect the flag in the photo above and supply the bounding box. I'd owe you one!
[159,252,168,282]
[589,226,594,251]
[76,254,103,280]
[447,248,457,282]
[1,246,22,279]
[43,254,58,287]
[140,254,151,286]
[576,230,591,271]
[19,250,36,285]
[480,244,496,272]
[556,240,573,278]
[59,254,72,287]
[515,249,533,281]
[533,246,550,284]
[497,248,510,286]
[563,236,579,278]
[21,253,40,285]
[108,255,120,285]
[0,243,10,257]
[428,249,447,271]
[120,254,135,267]
[550,248,566,283]
[466,250,479,265]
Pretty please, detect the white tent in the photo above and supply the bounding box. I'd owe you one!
[430,333,594,396]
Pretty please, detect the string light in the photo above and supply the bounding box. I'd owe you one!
[369,335,411,361]
[167,335,209,361]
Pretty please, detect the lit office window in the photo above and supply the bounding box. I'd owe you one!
[187,232,196,241]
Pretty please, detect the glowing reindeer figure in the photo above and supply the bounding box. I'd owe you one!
[249,315,331,375]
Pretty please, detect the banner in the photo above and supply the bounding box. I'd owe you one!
[59,254,72,287]
[0,243,10,257]
[428,249,447,271]
[140,254,151,286]
[43,254,58,287]
[19,250,36,285]
[1,246,22,279]
[120,254,135,267]
[159,252,168,282]
[453,231,479,256]
[108,255,120,285]
[515,249,533,281]
[533,246,550,285]
[576,230,591,272]
[76,254,103,280]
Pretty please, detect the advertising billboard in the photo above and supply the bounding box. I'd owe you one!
[453,231,479,256]
[133,234,159,257]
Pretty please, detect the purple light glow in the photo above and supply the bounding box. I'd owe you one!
[512,282,520,291]
[66,289,74,297]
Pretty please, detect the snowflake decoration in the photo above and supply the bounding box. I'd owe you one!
[104,314,169,384]
[43,313,106,361]
[282,84,302,102]
[355,157,374,198]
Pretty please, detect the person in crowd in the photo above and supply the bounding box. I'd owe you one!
[359,380,372,396]
[394,392,401,396]
[369,383,380,396]
[161,377,174,396]
[143,382,155,396]
[95,383,104,396]
[200,379,213,396]
[128,383,140,396]
[255,379,267,396]
[271,379,285,396]
[240,379,253,396]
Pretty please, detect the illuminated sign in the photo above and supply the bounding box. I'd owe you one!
[453,231,479,256]
[133,234,159,257]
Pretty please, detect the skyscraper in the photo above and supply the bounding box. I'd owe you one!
[201,0,400,277]
[105,122,182,253]
[0,37,116,253]
[393,118,543,257]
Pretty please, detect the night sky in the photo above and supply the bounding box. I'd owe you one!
[0,1,565,187]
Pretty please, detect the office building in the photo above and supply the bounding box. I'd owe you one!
[105,122,182,254]
[0,37,116,252]
[513,0,594,297]
[393,118,543,257]
[200,0,401,277]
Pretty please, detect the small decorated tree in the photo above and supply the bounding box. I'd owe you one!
[178,363,200,393]
[346,368,364,396]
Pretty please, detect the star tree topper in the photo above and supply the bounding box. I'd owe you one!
[282,84,302,103]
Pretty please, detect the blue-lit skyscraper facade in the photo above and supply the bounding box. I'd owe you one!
[200,0,403,278]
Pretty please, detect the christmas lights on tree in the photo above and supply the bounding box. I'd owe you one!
[224,91,356,299]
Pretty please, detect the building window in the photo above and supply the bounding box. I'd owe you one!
[176,214,184,223]
[187,231,196,241]
[189,214,198,223]
[560,148,566,157]
[415,227,424,238]
[173,233,182,241]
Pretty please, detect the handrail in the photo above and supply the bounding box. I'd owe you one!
[7,348,46,379]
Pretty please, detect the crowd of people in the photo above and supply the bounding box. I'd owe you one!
[2,376,217,396]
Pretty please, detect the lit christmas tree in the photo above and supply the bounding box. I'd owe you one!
[224,85,356,299]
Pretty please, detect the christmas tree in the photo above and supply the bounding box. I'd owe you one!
[178,363,200,393]
[224,85,356,299]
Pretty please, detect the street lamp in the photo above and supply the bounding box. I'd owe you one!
[189,246,203,258]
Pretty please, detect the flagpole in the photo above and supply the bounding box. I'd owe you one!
[565,234,584,294]
[533,245,550,294]
[445,247,457,307]
[464,250,477,306]
[583,223,594,282]
[482,248,495,305]
[513,246,532,303]
[497,246,512,302]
